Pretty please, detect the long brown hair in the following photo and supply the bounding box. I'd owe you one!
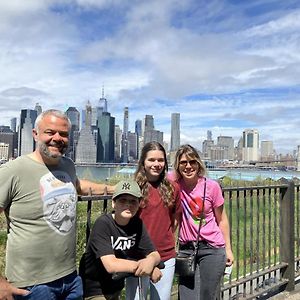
[135,141,175,208]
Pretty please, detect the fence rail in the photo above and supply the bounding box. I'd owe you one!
[78,179,300,300]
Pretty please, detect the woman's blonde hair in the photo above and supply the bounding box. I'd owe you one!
[173,144,206,180]
[135,141,175,208]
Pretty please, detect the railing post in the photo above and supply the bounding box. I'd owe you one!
[85,188,92,245]
[280,179,295,291]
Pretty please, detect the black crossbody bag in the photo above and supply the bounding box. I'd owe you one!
[175,177,207,277]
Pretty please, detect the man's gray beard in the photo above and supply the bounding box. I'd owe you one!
[39,142,67,159]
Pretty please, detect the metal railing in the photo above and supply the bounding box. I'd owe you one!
[78,179,300,299]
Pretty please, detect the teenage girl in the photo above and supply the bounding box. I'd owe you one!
[126,141,182,300]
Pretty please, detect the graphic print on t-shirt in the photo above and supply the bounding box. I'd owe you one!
[111,234,137,250]
[40,171,77,235]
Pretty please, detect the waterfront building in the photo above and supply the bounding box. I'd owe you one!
[143,114,163,145]
[235,137,243,162]
[207,130,212,141]
[66,107,80,160]
[135,119,142,137]
[170,113,180,151]
[128,131,138,161]
[18,109,37,156]
[76,101,97,163]
[114,125,122,162]
[144,129,163,145]
[217,135,234,160]
[10,118,17,133]
[34,103,42,116]
[135,119,142,158]
[98,86,108,113]
[202,130,215,160]
[202,139,214,159]
[210,145,228,161]
[0,143,9,161]
[261,141,274,160]
[97,112,115,163]
[0,126,16,159]
[143,115,154,134]
[242,129,259,162]
[121,107,129,163]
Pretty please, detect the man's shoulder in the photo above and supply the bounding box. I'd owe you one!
[0,156,30,170]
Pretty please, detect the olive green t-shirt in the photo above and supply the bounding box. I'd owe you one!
[0,155,78,287]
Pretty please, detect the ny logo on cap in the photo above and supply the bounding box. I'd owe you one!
[122,183,131,190]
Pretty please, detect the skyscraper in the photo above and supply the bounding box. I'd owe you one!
[135,119,142,159]
[0,126,15,159]
[121,107,129,163]
[242,129,259,162]
[144,130,163,145]
[170,113,180,151]
[66,107,80,160]
[135,119,142,137]
[34,103,42,116]
[18,109,37,156]
[98,86,108,113]
[10,118,17,133]
[97,112,115,162]
[261,141,274,160]
[114,125,122,162]
[144,115,154,134]
[128,131,138,160]
[76,101,97,163]
[217,136,234,160]
[207,130,212,141]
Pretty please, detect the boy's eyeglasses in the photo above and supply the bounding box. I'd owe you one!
[179,159,198,168]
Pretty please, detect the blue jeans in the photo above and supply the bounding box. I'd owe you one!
[125,257,175,300]
[14,271,83,300]
[178,242,226,300]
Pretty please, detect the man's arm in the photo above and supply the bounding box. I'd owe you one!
[76,179,115,195]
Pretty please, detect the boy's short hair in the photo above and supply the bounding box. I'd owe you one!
[112,180,142,200]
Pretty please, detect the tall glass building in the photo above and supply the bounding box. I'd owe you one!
[242,129,259,162]
[18,109,37,156]
[170,113,180,151]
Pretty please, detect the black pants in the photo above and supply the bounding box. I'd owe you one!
[178,242,226,300]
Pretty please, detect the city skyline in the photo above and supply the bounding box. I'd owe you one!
[0,1,300,154]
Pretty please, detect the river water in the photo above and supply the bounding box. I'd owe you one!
[76,165,300,182]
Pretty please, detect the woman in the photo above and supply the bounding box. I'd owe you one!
[173,144,234,300]
[126,141,182,300]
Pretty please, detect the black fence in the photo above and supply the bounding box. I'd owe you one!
[78,179,300,299]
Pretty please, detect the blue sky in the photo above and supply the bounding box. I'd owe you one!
[0,0,300,154]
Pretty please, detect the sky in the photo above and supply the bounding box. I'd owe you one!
[1,0,300,154]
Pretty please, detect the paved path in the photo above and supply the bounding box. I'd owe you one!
[269,289,300,299]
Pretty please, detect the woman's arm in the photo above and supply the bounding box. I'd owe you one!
[214,205,234,266]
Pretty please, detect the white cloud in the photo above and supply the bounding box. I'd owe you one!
[0,1,299,154]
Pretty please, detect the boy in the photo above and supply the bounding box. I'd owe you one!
[80,180,162,300]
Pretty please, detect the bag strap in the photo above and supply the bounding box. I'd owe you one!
[193,177,207,256]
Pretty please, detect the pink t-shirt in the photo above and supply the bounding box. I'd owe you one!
[178,177,225,248]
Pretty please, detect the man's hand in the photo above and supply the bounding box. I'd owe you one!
[0,278,29,300]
